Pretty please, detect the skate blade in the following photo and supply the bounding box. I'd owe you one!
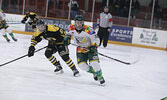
[74,73,80,77]
[54,70,64,75]
[98,82,106,86]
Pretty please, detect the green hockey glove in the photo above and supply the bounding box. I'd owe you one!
[63,36,71,46]
[89,43,97,53]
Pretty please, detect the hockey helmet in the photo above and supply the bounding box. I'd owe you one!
[74,15,84,30]
[103,6,110,13]
[36,19,46,32]
[25,9,30,15]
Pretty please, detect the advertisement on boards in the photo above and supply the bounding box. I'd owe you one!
[6,14,25,31]
[93,24,133,43]
[25,18,71,32]
[109,25,133,43]
[132,27,167,48]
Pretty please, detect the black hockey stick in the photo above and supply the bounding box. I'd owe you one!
[0,46,47,67]
[97,52,139,65]
[71,43,138,65]
[7,22,23,24]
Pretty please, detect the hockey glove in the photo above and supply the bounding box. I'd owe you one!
[89,43,97,53]
[28,46,35,57]
[21,20,25,24]
[1,20,6,25]
[63,36,71,46]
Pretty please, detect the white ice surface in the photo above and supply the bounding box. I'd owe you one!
[0,33,167,100]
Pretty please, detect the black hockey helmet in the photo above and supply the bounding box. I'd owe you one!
[103,6,110,13]
[25,9,30,15]
[36,19,45,26]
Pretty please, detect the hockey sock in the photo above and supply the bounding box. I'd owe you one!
[65,59,76,70]
[48,55,58,65]
[87,66,95,74]
[95,70,103,80]
[3,34,8,39]
[9,32,14,37]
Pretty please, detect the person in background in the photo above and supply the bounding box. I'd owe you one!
[97,6,113,48]
[0,9,17,42]
[131,0,140,19]
[65,15,105,85]
[28,19,80,77]
[21,9,39,31]
[149,0,163,29]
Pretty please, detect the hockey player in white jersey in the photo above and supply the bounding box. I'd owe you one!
[0,10,17,42]
[65,15,105,85]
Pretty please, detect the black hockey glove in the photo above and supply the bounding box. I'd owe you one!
[28,46,35,57]
[21,20,25,24]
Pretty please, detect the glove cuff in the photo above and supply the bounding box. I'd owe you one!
[90,43,98,47]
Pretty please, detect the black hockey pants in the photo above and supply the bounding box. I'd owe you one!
[97,27,109,47]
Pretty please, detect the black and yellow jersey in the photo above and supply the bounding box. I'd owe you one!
[22,12,39,24]
[30,25,65,47]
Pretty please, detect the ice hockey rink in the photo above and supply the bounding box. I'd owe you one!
[0,33,167,100]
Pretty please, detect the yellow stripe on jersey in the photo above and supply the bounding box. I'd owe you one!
[30,44,35,46]
[31,40,37,43]
[33,31,41,37]
[48,25,59,32]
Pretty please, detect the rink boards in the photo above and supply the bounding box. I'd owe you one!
[6,13,167,51]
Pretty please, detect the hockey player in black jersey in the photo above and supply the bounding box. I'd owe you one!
[28,19,80,77]
[21,9,39,31]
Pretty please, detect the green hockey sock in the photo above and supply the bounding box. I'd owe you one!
[87,66,95,74]
[95,70,103,80]
[3,34,8,39]
[9,32,14,37]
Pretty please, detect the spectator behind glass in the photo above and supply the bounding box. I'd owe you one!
[121,0,129,17]
[113,0,125,16]
[71,4,79,19]
[149,0,163,29]
[131,0,140,19]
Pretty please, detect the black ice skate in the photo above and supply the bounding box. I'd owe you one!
[12,37,17,41]
[6,38,10,42]
[72,69,80,77]
[54,61,63,74]
[99,77,105,85]
[93,73,98,81]
[3,35,10,42]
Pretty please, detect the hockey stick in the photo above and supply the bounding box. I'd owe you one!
[7,22,23,24]
[71,43,138,65]
[0,46,47,67]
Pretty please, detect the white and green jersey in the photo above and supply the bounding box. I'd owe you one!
[0,10,6,21]
[66,24,99,48]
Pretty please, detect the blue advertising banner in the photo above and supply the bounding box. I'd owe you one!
[93,23,133,43]
[25,18,71,32]
[110,25,133,43]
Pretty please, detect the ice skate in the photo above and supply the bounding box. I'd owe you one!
[99,77,105,85]
[54,61,64,74]
[12,37,17,41]
[93,73,98,81]
[72,69,80,77]
[3,35,10,42]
